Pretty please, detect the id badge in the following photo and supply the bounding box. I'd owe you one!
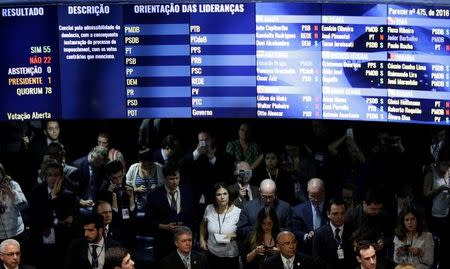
[337,247,344,259]
[122,208,130,220]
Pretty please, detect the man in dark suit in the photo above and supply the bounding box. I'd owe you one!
[30,160,77,269]
[99,160,136,252]
[228,161,260,209]
[153,134,180,165]
[64,213,120,269]
[292,178,327,254]
[312,198,354,269]
[237,179,292,241]
[159,226,208,269]
[45,142,81,193]
[262,231,314,269]
[0,239,34,269]
[145,164,199,261]
[72,146,109,212]
[180,130,234,204]
[95,200,121,243]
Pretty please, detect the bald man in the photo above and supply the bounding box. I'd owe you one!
[237,178,292,240]
[262,231,314,269]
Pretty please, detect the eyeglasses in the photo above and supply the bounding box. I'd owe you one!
[261,194,276,200]
[46,173,62,177]
[2,252,20,257]
[278,240,296,247]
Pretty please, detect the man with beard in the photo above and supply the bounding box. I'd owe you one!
[64,213,119,269]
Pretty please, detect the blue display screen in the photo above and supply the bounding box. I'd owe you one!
[1,2,450,124]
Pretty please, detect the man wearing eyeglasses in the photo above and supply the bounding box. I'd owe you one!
[237,179,292,241]
[228,161,260,209]
[262,231,314,269]
[0,239,32,269]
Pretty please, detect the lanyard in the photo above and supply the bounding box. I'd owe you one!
[266,168,278,181]
[217,206,228,234]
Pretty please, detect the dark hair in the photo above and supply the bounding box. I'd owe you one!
[0,163,13,200]
[395,206,424,241]
[98,130,112,142]
[105,160,124,176]
[161,134,178,149]
[250,207,280,249]
[138,148,153,162]
[43,159,63,176]
[212,182,232,208]
[0,163,12,184]
[355,240,373,257]
[83,213,104,229]
[104,247,128,269]
[437,142,450,163]
[173,226,192,242]
[93,200,111,214]
[326,197,346,212]
[364,188,383,205]
[342,182,356,193]
[162,163,179,178]
[350,226,379,248]
[44,120,59,129]
[46,142,65,156]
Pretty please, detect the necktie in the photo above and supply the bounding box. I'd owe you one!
[170,192,177,211]
[285,259,291,269]
[335,228,341,244]
[313,203,322,229]
[183,256,190,269]
[91,245,98,269]
[314,203,321,216]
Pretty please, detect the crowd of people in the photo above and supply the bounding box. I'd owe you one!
[0,119,448,269]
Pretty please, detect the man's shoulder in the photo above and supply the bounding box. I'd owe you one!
[293,200,311,210]
[264,254,282,265]
[191,250,207,260]
[276,199,292,209]
[67,237,87,250]
[72,156,88,167]
[242,198,261,210]
[315,223,331,235]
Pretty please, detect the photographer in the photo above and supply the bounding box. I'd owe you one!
[101,160,136,252]
[0,163,27,243]
[228,161,260,209]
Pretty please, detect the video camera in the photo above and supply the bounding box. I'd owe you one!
[236,169,252,184]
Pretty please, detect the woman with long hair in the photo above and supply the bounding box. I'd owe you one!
[0,163,27,243]
[393,206,434,269]
[243,206,280,269]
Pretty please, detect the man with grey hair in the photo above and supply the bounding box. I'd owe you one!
[0,239,33,269]
[292,178,327,254]
[159,226,208,269]
[237,178,292,240]
[228,161,260,209]
[72,145,109,211]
